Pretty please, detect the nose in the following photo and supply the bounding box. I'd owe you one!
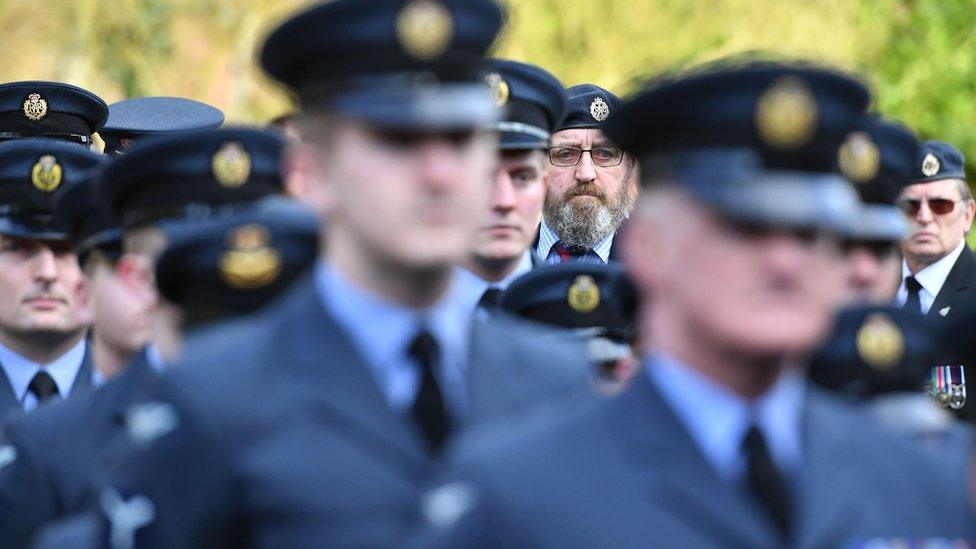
[575,151,597,183]
[417,138,465,191]
[846,246,879,289]
[489,170,517,213]
[915,198,934,224]
[31,245,58,284]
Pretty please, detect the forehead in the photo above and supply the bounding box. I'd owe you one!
[550,128,609,146]
[900,178,964,199]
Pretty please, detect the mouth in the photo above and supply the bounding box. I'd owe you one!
[23,296,67,309]
[483,223,520,233]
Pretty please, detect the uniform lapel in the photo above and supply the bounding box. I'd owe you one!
[610,375,778,547]
[0,363,20,417]
[794,389,861,548]
[928,246,976,318]
[69,341,95,395]
[277,279,430,475]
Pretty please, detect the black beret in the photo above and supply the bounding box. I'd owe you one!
[100,97,225,155]
[484,58,566,149]
[99,127,285,228]
[913,140,966,184]
[559,84,621,132]
[0,138,106,240]
[0,81,108,145]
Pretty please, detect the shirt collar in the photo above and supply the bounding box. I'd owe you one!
[0,338,88,403]
[536,218,615,263]
[903,240,966,298]
[646,352,805,483]
[315,261,474,410]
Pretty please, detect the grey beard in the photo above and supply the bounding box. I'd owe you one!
[544,188,633,249]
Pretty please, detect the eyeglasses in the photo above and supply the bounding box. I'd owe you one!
[897,197,962,216]
[547,146,624,168]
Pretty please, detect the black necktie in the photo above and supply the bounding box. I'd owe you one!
[28,370,59,404]
[553,242,591,263]
[478,287,502,311]
[903,276,923,314]
[742,425,791,539]
[408,330,452,453]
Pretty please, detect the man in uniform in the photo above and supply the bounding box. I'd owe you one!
[457,58,566,312]
[98,96,225,156]
[536,84,635,264]
[415,62,976,547]
[0,199,319,549]
[0,81,108,146]
[837,116,919,305]
[0,139,105,416]
[897,140,976,318]
[79,1,592,547]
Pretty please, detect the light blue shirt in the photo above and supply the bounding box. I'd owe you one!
[536,218,614,265]
[455,250,534,316]
[316,261,475,415]
[647,353,805,485]
[92,344,168,388]
[0,338,87,411]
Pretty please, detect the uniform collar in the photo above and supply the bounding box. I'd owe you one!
[903,239,966,299]
[315,260,474,413]
[645,351,805,484]
[0,338,87,404]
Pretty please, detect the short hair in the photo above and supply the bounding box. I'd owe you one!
[955,178,973,202]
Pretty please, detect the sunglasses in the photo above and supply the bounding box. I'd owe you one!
[841,239,898,260]
[896,197,961,216]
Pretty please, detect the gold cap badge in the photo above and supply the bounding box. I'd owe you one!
[485,73,509,106]
[855,313,904,371]
[218,224,282,290]
[211,141,251,188]
[567,275,601,313]
[589,97,610,122]
[921,153,940,177]
[30,155,62,192]
[755,76,819,150]
[22,93,48,122]
[838,131,880,183]
[396,0,453,61]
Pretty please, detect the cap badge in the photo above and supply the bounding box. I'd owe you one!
[30,154,62,192]
[211,141,251,188]
[485,72,509,106]
[219,224,282,290]
[589,97,610,122]
[838,131,880,183]
[396,0,454,61]
[568,275,601,313]
[22,93,48,122]
[921,153,941,177]
[855,313,904,371]
[755,76,819,150]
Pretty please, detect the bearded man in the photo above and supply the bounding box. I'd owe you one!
[536,84,637,264]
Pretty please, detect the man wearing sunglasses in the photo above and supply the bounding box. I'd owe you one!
[897,141,976,318]
[536,84,636,265]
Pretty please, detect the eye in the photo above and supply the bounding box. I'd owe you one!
[593,147,621,161]
[552,148,577,161]
[510,169,537,187]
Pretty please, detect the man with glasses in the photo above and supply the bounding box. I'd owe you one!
[537,85,636,264]
[897,141,976,318]
[0,82,108,147]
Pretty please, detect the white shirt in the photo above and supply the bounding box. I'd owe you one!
[316,261,476,415]
[0,338,87,411]
[898,240,966,314]
[646,352,805,484]
[536,218,614,264]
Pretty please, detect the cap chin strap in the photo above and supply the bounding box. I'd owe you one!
[0,132,90,145]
